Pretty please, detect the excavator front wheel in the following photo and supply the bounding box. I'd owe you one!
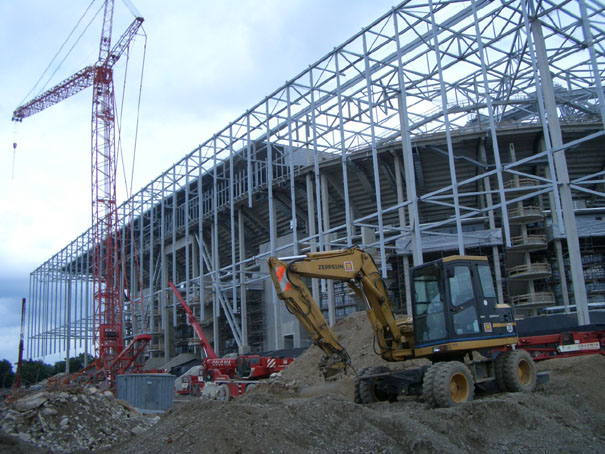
[433,361,474,407]
[422,362,449,407]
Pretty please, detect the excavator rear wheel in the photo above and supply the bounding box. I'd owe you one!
[433,361,474,407]
[503,349,537,393]
[354,366,394,404]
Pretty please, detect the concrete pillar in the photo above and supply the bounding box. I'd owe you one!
[211,223,220,355]
[544,163,571,311]
[306,173,321,306]
[320,174,336,325]
[238,209,249,353]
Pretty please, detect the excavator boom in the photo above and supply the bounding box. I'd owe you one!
[268,247,416,377]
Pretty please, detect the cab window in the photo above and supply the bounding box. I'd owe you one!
[448,265,474,306]
[413,266,447,342]
[447,265,479,335]
[478,264,496,298]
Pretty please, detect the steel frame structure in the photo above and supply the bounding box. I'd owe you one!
[27,0,604,362]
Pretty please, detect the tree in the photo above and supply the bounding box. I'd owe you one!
[52,360,66,376]
[0,359,14,388]
[21,360,53,385]
[53,353,95,375]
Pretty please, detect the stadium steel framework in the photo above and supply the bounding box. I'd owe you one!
[26,0,605,365]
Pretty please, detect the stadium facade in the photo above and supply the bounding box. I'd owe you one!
[27,0,605,366]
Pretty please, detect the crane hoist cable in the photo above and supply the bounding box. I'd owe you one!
[116,26,148,331]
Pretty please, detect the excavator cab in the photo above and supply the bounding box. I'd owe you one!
[411,255,517,357]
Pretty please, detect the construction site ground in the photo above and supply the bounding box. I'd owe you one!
[1,311,604,453]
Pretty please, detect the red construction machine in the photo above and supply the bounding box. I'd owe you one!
[493,313,605,361]
[169,282,294,399]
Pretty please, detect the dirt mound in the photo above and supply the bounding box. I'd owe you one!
[100,308,605,454]
[281,311,427,386]
[102,354,605,454]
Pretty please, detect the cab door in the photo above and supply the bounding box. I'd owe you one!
[473,261,504,336]
[411,262,448,346]
[444,263,481,338]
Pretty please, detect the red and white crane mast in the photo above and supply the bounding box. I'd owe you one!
[92,0,122,378]
[13,0,145,385]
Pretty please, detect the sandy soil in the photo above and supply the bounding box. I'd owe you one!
[101,312,605,454]
[98,354,605,454]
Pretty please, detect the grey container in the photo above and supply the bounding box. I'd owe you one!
[116,373,176,413]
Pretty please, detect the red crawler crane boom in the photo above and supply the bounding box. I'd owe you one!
[169,282,295,399]
[13,2,145,386]
[169,281,217,360]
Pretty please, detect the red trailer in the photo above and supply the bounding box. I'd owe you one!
[515,329,604,361]
[492,312,605,361]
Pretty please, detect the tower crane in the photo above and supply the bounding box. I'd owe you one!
[12,1,149,386]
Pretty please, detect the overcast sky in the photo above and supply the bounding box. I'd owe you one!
[0,0,396,368]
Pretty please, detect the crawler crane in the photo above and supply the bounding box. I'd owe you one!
[169,282,294,399]
[268,247,542,407]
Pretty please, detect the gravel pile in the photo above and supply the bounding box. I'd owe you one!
[0,386,157,453]
[280,310,428,386]
[103,310,605,454]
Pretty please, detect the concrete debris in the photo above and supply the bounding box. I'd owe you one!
[13,392,49,412]
[0,386,157,453]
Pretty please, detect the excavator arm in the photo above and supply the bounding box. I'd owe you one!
[268,247,414,377]
[268,255,350,378]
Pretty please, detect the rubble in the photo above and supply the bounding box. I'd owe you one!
[0,386,157,453]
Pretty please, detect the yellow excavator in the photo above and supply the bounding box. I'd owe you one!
[268,247,542,407]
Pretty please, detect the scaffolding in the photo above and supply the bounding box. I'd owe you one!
[28,0,605,363]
